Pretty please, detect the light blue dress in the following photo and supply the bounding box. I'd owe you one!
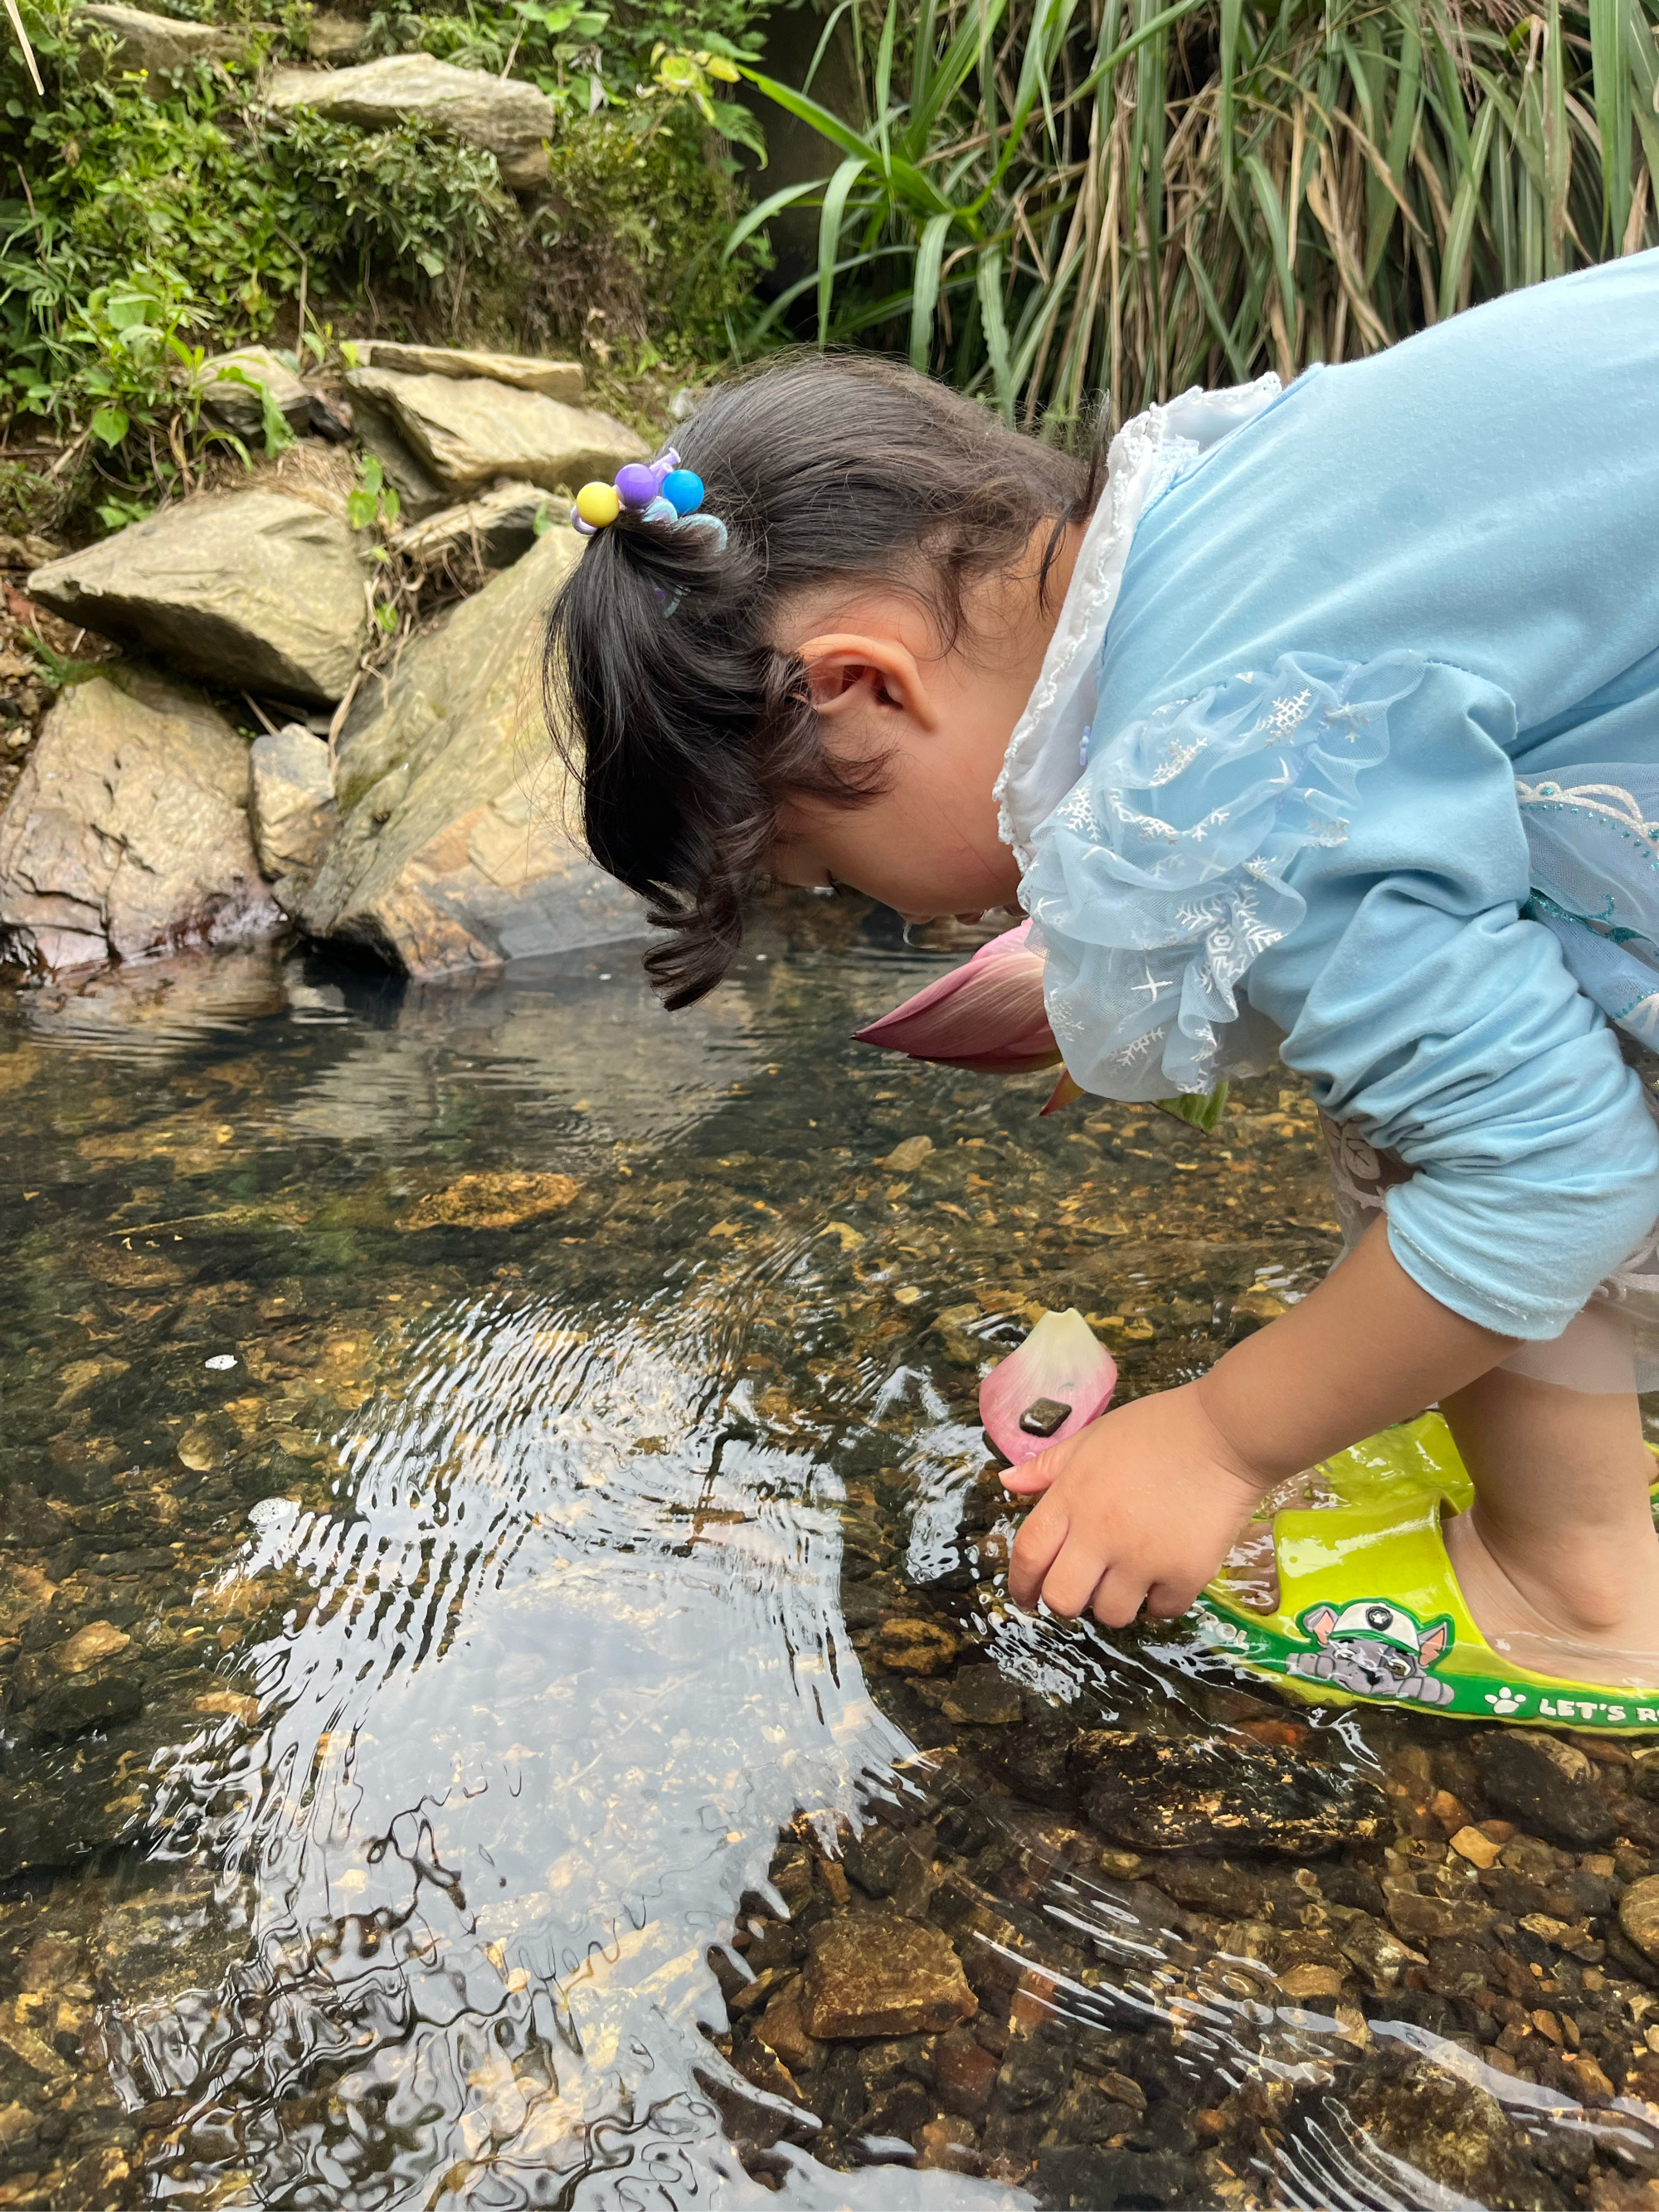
[1015,255,1659,1371]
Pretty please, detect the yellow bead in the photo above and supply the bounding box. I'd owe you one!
[575,481,620,528]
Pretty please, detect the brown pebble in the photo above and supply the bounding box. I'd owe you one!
[801,1912,976,2039]
[914,2116,978,2172]
[870,1618,959,1676]
[1620,1874,1659,1962]
[1449,1825,1502,1869]
[1429,1788,1472,1833]
[1279,1963,1345,2004]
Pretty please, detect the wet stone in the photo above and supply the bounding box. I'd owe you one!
[801,1911,976,2039]
[1472,1728,1617,1848]
[1069,1728,1386,1855]
[1620,1874,1659,1962]
[940,1669,1023,1727]
[53,1621,129,1675]
[1018,1396,1071,1437]
[1035,2145,1198,2209]
[868,1617,958,1676]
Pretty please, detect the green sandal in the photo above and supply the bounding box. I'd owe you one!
[1194,1413,1659,1735]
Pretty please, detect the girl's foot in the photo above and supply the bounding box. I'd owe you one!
[1443,1501,1659,1689]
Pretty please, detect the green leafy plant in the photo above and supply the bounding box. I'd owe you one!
[347,451,402,533]
[732,0,1659,426]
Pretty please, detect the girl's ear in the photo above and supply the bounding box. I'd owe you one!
[798,631,941,730]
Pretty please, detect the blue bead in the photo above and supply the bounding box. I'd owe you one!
[660,469,704,516]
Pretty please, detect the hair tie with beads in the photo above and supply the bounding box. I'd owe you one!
[571,450,728,553]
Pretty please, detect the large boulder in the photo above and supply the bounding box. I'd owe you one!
[294,526,642,975]
[76,2,250,75]
[27,493,367,705]
[344,367,644,515]
[0,672,279,972]
[263,56,554,188]
[357,342,582,401]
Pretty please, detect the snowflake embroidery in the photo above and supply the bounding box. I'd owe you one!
[1262,689,1313,738]
[1147,733,1208,788]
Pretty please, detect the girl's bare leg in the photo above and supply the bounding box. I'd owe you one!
[1441,1367,1659,1673]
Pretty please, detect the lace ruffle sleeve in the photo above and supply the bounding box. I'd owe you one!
[1022,651,1430,1100]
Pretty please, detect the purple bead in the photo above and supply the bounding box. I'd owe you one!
[614,463,659,511]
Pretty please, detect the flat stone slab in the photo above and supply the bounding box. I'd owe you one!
[345,367,644,509]
[0,672,279,972]
[801,1910,977,2039]
[358,342,582,401]
[294,525,643,975]
[27,493,367,705]
[264,56,554,187]
[390,480,552,571]
[250,723,337,881]
[76,2,250,73]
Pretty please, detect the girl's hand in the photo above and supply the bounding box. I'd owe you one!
[1002,1383,1275,1626]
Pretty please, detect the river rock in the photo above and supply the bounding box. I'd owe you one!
[390,480,552,571]
[1068,1728,1386,1855]
[359,342,583,401]
[1471,1728,1616,1848]
[0,673,279,972]
[801,1911,975,2039]
[1342,2056,1539,2204]
[199,347,311,440]
[264,56,554,188]
[76,2,247,74]
[27,493,367,705]
[250,724,337,881]
[293,525,643,975]
[1619,1874,1659,1961]
[345,367,645,515]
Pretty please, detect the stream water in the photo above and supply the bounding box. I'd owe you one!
[5,897,1659,2211]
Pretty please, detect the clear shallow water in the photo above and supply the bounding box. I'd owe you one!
[5,902,1659,2211]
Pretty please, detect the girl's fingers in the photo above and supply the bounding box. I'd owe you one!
[1145,1573,1204,1620]
[1038,1534,1112,1617]
[1008,1496,1068,1607]
[998,1455,1060,1495]
[1089,1565,1149,1630]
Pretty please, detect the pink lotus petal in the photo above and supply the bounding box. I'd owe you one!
[853,921,1061,1074]
[980,1308,1117,1465]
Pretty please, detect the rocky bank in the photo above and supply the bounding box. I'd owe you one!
[1,341,649,983]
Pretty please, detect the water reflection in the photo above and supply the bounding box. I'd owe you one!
[2,913,1658,2211]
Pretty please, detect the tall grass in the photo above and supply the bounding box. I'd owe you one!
[728,0,1659,426]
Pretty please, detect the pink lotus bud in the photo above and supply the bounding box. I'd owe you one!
[980,1307,1117,1465]
[852,921,1061,1075]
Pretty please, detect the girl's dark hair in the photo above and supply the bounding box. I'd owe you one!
[543,350,1100,1008]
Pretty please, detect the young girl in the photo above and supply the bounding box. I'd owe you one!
[546,253,1659,1701]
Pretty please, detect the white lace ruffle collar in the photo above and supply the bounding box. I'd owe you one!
[992,374,1283,873]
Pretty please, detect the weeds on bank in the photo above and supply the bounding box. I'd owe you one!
[734,0,1659,426]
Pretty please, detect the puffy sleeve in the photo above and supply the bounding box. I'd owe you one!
[1228,663,1659,1340]
[1024,653,1659,1339]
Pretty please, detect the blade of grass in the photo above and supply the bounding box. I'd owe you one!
[909,207,955,367]
[818,155,868,343]
[977,241,1016,417]
[722,176,825,262]
[1243,152,1298,338]
[1589,0,1634,246]
[1436,92,1496,317]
